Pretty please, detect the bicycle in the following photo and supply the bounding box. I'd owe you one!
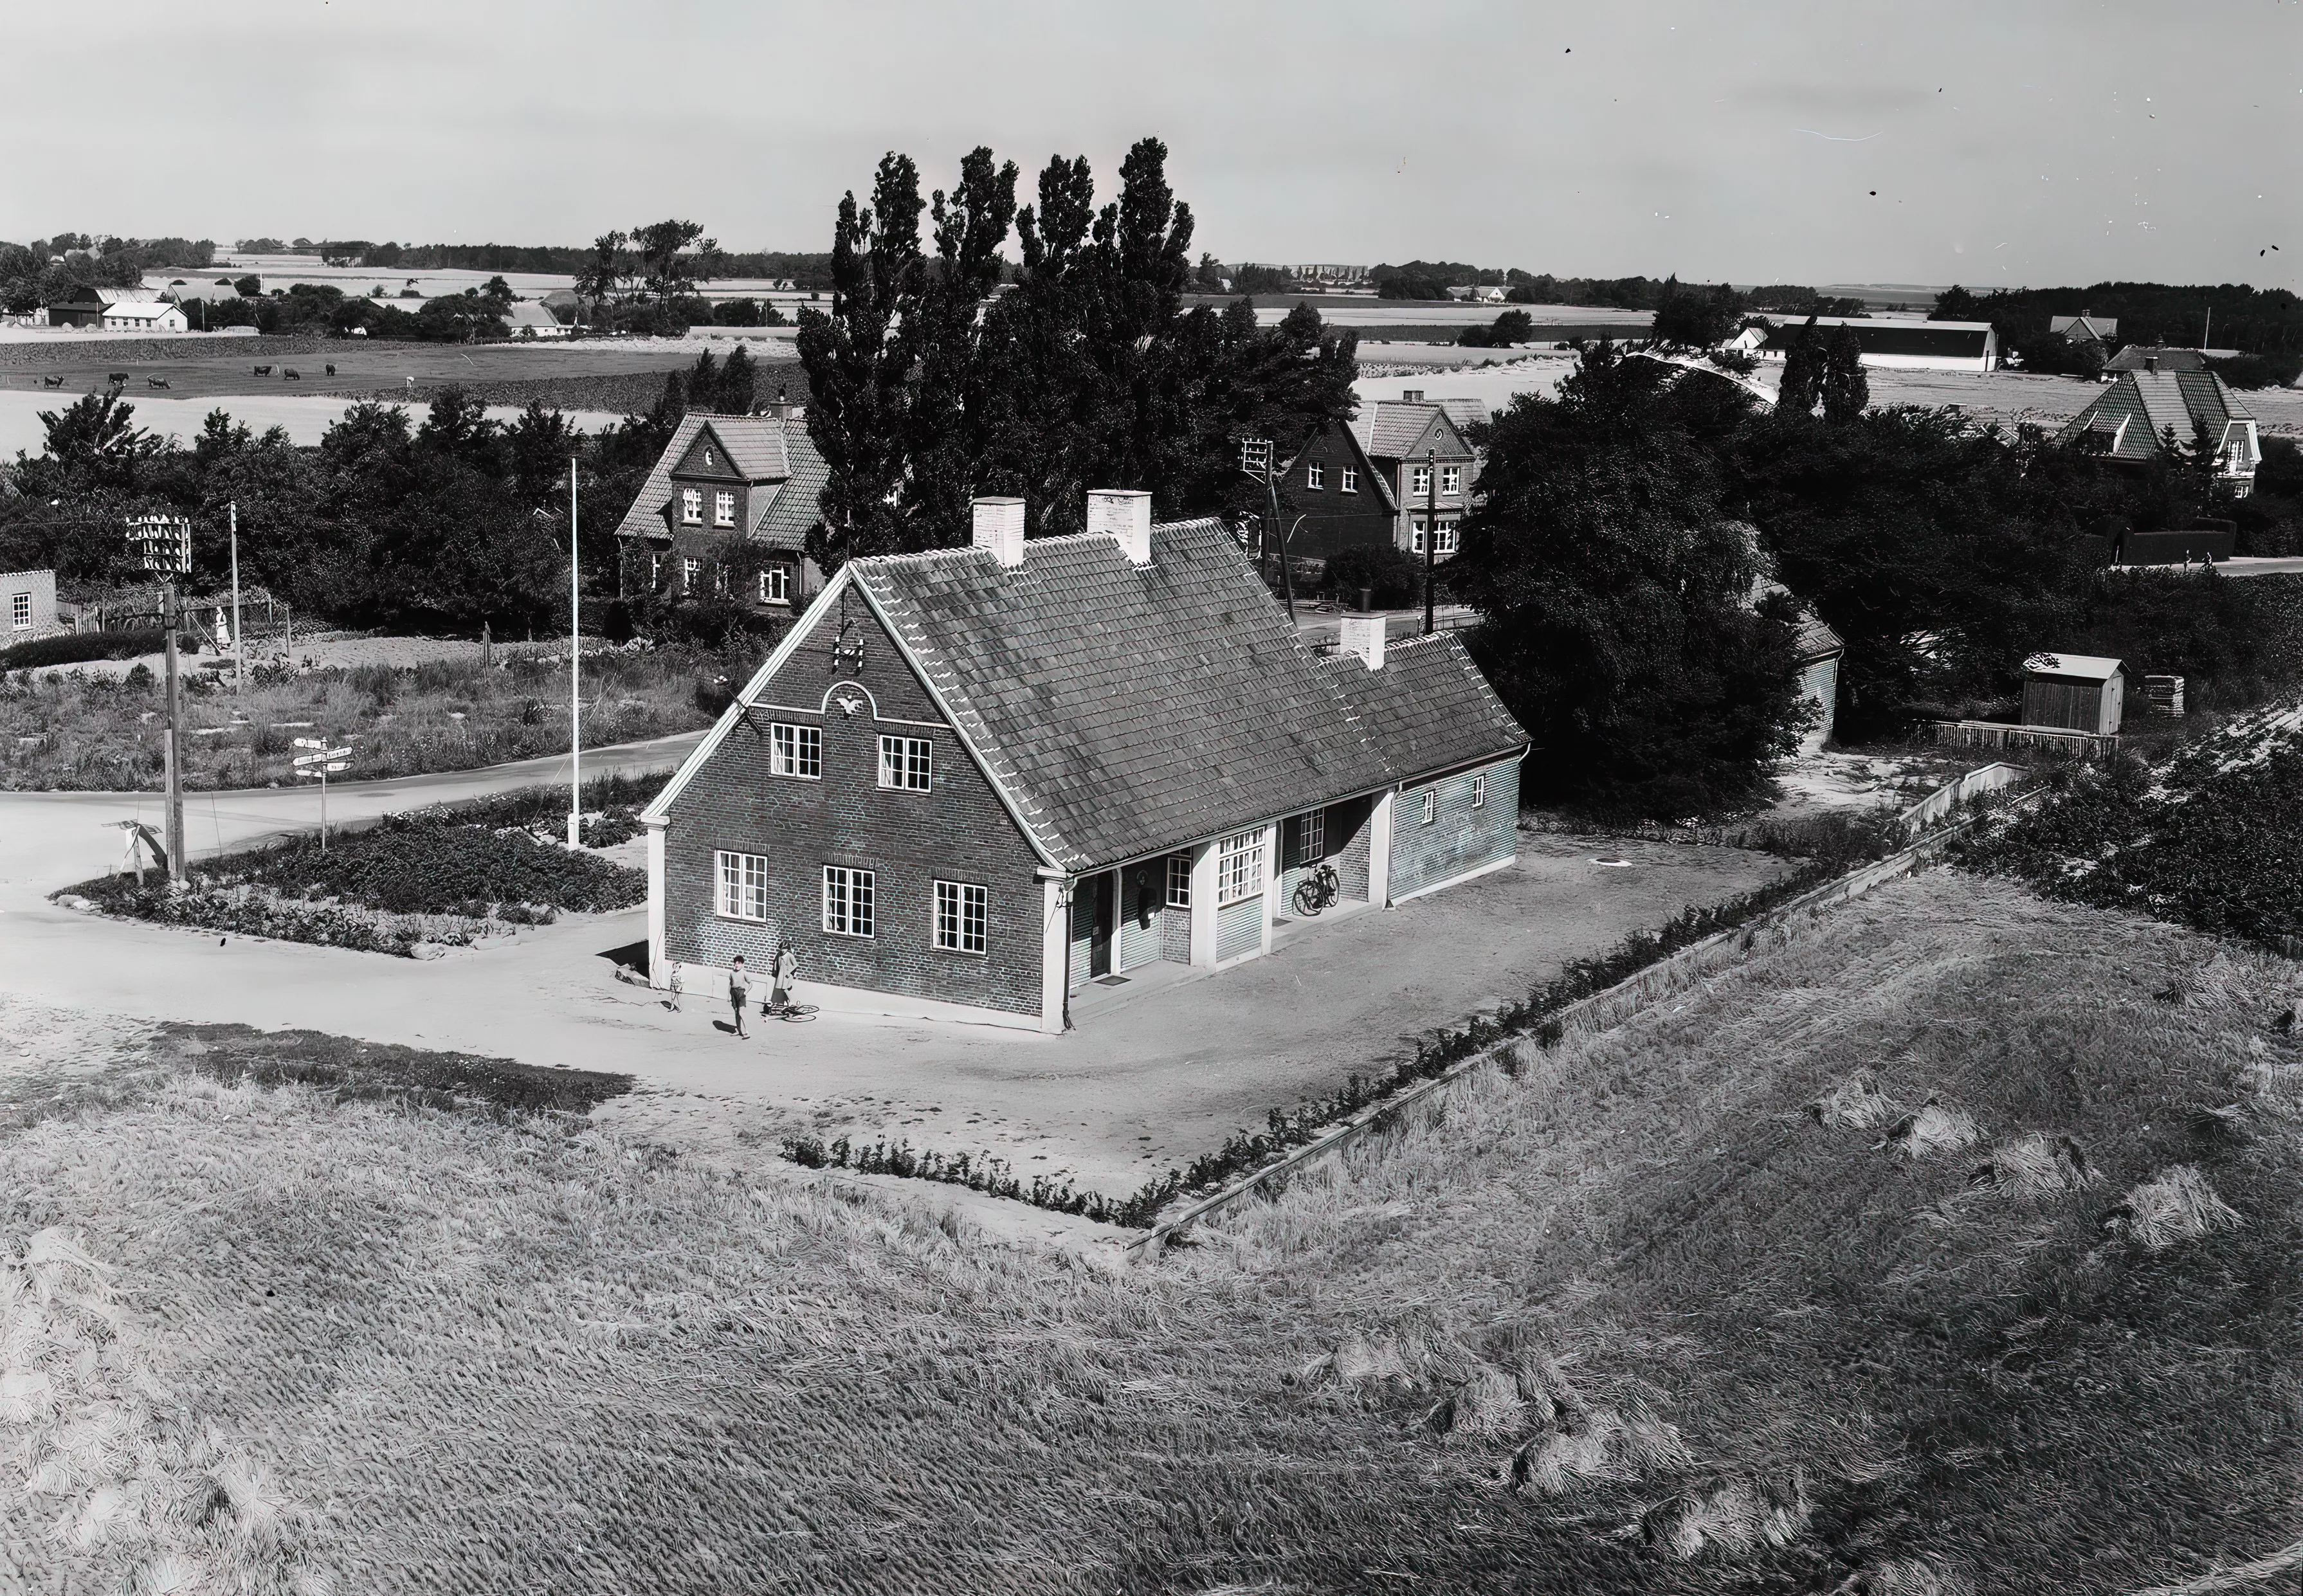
[1291,861,1341,917]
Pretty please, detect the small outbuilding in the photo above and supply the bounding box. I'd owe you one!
[0,569,59,640]
[2021,653,2125,736]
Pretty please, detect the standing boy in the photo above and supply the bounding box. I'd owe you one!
[728,956,752,1038]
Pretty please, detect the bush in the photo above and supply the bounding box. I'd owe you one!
[1325,543,1423,608]
[0,628,195,670]
[2207,350,2303,390]
[1458,309,1534,348]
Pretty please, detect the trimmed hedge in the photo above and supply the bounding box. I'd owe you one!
[0,628,197,670]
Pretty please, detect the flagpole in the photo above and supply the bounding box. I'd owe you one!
[568,458,581,848]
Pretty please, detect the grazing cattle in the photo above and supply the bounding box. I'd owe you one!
[283,368,302,381]
[253,365,272,376]
[106,374,128,386]
[147,377,171,390]
[325,363,336,376]
[40,374,62,388]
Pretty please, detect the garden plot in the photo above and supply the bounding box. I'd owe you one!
[3,873,2297,1593]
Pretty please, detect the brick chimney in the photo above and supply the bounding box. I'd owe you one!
[971,497,1026,567]
[1338,614,1386,670]
[1086,489,1153,565]
[2144,353,2159,374]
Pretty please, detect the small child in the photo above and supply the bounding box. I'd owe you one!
[665,961,682,1012]
[729,956,752,1038]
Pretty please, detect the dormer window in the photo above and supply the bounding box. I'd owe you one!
[680,487,702,525]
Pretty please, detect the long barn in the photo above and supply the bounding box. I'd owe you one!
[639,491,1529,1032]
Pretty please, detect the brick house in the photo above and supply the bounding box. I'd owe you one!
[1267,420,1398,566]
[1352,401,1483,559]
[2053,364,2261,496]
[614,413,830,613]
[640,490,1530,1032]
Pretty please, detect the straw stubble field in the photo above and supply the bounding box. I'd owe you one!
[3,869,2299,1593]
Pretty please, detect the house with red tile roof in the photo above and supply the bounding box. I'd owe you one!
[2053,364,2261,496]
[639,491,1529,1031]
[613,413,830,613]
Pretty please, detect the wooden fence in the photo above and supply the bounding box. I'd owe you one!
[1895,761,2027,839]
[1125,780,2032,1262]
[1933,720,2120,759]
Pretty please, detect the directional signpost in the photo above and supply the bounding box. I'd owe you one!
[293,739,351,850]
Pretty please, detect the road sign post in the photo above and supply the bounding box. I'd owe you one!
[293,740,352,851]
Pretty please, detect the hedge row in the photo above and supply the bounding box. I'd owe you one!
[1,629,197,670]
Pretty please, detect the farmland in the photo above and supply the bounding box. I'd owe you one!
[4,870,2296,1593]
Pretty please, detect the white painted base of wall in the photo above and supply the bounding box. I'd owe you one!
[1390,850,1516,906]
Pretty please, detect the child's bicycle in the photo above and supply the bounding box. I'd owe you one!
[1291,861,1342,917]
[763,1000,819,1023]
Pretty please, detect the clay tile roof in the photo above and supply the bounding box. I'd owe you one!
[614,414,821,543]
[1361,401,1469,461]
[1316,633,1527,783]
[2055,370,2252,462]
[2102,345,2206,374]
[747,430,829,550]
[849,520,1401,869]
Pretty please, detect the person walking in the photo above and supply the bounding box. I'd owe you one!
[665,961,683,1013]
[728,956,752,1038]
[770,942,798,1017]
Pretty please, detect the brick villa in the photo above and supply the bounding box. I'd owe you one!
[640,490,1529,1032]
[614,413,830,613]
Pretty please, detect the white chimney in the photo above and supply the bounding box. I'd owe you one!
[1086,488,1154,565]
[971,496,1026,567]
[1339,614,1386,670]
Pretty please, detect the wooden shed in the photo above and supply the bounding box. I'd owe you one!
[2021,652,2125,736]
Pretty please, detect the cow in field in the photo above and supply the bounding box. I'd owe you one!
[106,374,127,386]
[147,377,171,390]
[40,374,62,388]
[283,368,301,381]
[253,365,272,376]
[325,363,336,376]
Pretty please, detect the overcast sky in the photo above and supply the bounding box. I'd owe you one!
[2,1,2295,291]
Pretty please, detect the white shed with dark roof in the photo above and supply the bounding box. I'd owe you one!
[640,493,1529,1031]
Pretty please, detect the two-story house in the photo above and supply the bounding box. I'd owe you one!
[2053,361,2261,497]
[1353,400,1483,559]
[613,413,830,612]
[639,489,1530,1032]
[1266,421,1398,567]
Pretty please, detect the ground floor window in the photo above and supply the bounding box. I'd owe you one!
[1216,830,1264,905]
[1409,518,1460,556]
[823,866,875,937]
[10,592,30,630]
[1295,809,1325,866]
[1165,852,1192,908]
[760,565,790,604]
[715,850,768,921]
[1471,773,1486,809]
[682,557,700,592]
[934,880,988,954]
[1419,789,1436,825]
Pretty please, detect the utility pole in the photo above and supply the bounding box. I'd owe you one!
[1264,454,1297,622]
[2203,305,2213,351]
[568,458,582,848]
[1421,444,1438,637]
[230,500,242,694]
[162,576,184,882]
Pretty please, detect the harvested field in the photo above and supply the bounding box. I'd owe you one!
[3,872,2298,1592]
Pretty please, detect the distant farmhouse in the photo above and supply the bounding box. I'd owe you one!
[2054,363,2261,496]
[2050,313,2118,346]
[639,493,1529,1031]
[1444,286,1509,304]
[502,299,569,338]
[45,286,188,332]
[614,413,830,613]
[1751,316,1998,373]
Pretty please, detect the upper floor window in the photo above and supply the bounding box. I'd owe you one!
[770,722,822,779]
[1471,772,1487,809]
[713,489,736,528]
[1419,789,1437,825]
[1340,467,1359,494]
[823,866,875,938]
[1216,830,1264,905]
[1409,465,1432,498]
[1440,465,1462,496]
[715,850,768,921]
[878,735,933,792]
[1165,853,1192,909]
[680,487,702,524]
[1306,463,1324,490]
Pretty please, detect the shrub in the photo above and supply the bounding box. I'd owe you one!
[1325,543,1422,608]
[2207,350,2303,390]
[0,629,196,670]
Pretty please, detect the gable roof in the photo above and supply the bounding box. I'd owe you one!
[1316,633,1528,782]
[612,413,824,545]
[2103,345,2206,374]
[1278,418,1399,512]
[1355,401,1473,462]
[2024,652,2123,682]
[2051,314,2118,341]
[2054,370,2255,462]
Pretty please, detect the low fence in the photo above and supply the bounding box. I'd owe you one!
[1933,720,2120,759]
[1126,777,2032,1261]
[1895,761,2026,839]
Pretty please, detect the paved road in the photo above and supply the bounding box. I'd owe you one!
[2216,556,2303,578]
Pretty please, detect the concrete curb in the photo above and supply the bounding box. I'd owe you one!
[1124,784,2033,1262]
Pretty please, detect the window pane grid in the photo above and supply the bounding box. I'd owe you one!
[1165,853,1192,909]
[823,866,875,937]
[878,736,932,790]
[934,880,988,954]
[770,723,821,779]
[1297,810,1325,866]
[1216,831,1264,905]
[715,850,768,921]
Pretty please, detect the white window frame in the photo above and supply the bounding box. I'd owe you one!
[877,735,933,792]
[823,866,875,938]
[1165,853,1192,909]
[1295,809,1325,866]
[934,880,988,954]
[1306,462,1324,490]
[1340,467,1358,494]
[760,566,790,604]
[1410,519,1460,556]
[682,557,699,592]
[715,849,769,921]
[1441,464,1462,497]
[1471,773,1486,810]
[680,487,702,525]
[770,722,821,780]
[8,592,28,631]
[1420,789,1436,826]
[713,489,736,528]
[649,552,661,588]
[1409,464,1432,498]
[1215,830,1264,906]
